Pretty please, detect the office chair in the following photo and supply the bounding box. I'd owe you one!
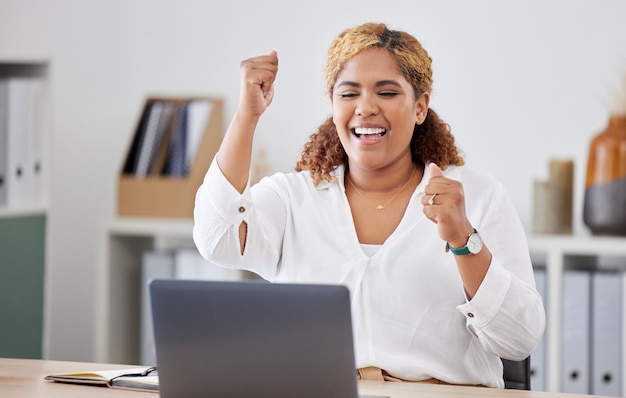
[502,357,531,390]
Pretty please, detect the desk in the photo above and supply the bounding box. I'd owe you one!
[0,358,615,398]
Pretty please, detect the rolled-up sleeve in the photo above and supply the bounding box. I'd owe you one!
[456,180,546,361]
[193,156,285,279]
[457,258,545,360]
[193,157,252,260]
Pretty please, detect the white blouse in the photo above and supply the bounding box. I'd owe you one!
[193,157,545,388]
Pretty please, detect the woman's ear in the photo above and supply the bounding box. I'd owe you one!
[415,92,430,125]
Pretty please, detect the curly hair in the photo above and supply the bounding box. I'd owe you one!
[295,22,464,185]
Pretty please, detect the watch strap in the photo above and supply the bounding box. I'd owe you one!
[447,244,471,255]
[445,228,478,255]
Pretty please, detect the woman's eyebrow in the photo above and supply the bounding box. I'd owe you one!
[336,80,402,88]
[375,80,402,87]
[336,81,360,88]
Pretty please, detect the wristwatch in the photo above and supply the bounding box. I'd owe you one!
[445,228,483,255]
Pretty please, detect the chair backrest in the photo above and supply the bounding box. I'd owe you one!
[502,357,531,390]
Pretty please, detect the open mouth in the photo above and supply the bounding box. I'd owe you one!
[352,127,387,139]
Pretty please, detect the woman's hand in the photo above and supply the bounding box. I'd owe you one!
[215,50,278,195]
[237,49,279,120]
[422,163,474,249]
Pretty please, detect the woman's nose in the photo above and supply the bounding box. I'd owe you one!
[355,94,379,117]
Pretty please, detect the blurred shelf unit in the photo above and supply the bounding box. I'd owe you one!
[528,234,626,395]
[96,217,195,365]
[0,60,49,360]
[98,93,227,364]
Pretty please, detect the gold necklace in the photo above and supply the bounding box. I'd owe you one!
[346,167,416,210]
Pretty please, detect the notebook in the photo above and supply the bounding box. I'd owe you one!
[149,279,385,398]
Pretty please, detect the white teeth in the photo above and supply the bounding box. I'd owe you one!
[354,127,385,135]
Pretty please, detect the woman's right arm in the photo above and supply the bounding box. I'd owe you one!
[211,50,278,253]
[217,50,278,193]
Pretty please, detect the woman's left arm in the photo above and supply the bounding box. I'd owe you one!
[423,163,545,360]
[456,181,545,360]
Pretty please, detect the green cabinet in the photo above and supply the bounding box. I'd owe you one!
[0,214,45,358]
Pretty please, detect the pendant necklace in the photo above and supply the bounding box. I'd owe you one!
[346,167,416,210]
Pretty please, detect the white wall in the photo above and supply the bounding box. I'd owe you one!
[1,0,625,362]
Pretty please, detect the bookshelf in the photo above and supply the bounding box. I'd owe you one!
[0,61,48,359]
[95,95,225,364]
[97,222,626,391]
[96,217,195,365]
[527,235,626,393]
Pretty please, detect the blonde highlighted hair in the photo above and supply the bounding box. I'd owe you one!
[296,22,464,185]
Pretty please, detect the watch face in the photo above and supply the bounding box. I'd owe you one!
[467,233,483,254]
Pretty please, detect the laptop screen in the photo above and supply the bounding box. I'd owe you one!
[150,279,362,398]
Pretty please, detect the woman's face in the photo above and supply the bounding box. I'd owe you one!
[331,47,429,172]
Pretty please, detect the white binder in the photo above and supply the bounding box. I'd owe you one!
[591,270,623,396]
[5,78,31,208]
[0,77,44,209]
[562,269,591,394]
[26,78,45,208]
[185,100,213,171]
[530,267,547,391]
[0,79,8,206]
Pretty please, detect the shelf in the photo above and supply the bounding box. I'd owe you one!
[0,61,49,360]
[528,234,626,257]
[0,207,47,219]
[104,217,193,237]
[0,62,48,77]
[527,233,626,394]
[96,217,196,364]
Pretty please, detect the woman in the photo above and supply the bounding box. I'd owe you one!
[193,22,545,388]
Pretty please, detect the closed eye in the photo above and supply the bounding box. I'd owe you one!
[379,91,398,97]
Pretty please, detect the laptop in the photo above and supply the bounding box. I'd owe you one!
[150,279,384,398]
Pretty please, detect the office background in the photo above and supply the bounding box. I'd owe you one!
[1,0,626,364]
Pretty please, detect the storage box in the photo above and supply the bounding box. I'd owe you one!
[117,96,223,218]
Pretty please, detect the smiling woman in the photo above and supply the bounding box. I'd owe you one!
[297,23,463,187]
[331,47,426,179]
[192,22,545,389]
